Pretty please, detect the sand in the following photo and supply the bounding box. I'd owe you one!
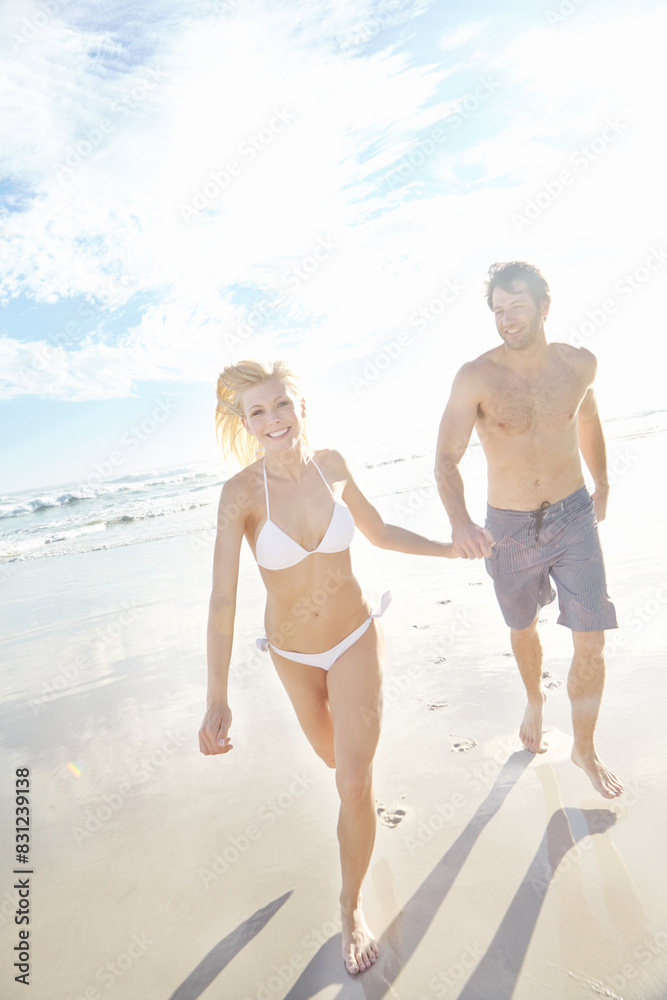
[1,427,666,1000]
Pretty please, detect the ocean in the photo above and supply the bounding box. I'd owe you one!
[1,409,665,566]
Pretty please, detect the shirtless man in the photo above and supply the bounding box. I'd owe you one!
[435,261,623,799]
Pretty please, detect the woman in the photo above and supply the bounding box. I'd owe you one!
[198,360,466,975]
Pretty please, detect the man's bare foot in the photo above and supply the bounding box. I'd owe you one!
[341,905,378,975]
[572,747,624,798]
[520,692,548,753]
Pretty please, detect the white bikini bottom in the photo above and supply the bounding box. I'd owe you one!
[256,591,391,671]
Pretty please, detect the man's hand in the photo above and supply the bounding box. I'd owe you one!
[591,486,609,523]
[452,521,494,559]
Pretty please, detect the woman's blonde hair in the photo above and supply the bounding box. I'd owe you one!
[215,360,305,467]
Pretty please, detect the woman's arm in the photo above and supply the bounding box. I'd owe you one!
[198,478,248,756]
[328,451,478,558]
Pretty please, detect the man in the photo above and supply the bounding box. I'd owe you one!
[435,261,622,799]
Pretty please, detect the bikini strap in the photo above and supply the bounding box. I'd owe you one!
[310,459,335,498]
[262,459,271,518]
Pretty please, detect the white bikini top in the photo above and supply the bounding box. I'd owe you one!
[255,459,355,571]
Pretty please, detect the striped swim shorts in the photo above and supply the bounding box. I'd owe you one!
[484,485,617,632]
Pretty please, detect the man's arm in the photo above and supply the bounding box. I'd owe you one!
[435,363,493,558]
[578,385,610,522]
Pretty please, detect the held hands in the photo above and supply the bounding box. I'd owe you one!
[198,702,233,756]
[451,521,494,559]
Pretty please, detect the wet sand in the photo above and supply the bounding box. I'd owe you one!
[1,428,666,1000]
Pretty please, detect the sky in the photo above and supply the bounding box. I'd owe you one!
[1,0,665,493]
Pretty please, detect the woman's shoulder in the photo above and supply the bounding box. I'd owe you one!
[312,448,352,481]
[219,461,264,503]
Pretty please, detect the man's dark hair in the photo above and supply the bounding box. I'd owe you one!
[484,261,551,310]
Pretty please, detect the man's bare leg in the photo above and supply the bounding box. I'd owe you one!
[569,630,623,798]
[511,618,548,753]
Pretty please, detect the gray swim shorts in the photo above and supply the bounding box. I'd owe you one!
[484,485,617,632]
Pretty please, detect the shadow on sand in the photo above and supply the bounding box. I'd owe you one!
[166,890,292,1000]
[282,752,616,1000]
[168,753,617,1000]
[456,805,616,1000]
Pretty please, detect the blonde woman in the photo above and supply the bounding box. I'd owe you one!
[198,360,469,975]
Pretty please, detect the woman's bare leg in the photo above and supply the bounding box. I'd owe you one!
[270,622,384,974]
[327,620,384,975]
[270,651,336,767]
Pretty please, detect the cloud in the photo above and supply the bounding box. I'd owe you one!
[0,0,664,422]
[438,19,491,51]
[0,0,467,399]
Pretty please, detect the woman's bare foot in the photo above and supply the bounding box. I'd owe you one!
[520,691,548,753]
[572,746,624,798]
[341,905,378,975]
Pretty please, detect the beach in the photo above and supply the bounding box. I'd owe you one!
[1,417,666,1000]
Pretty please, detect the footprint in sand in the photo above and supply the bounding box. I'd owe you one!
[377,804,406,828]
[433,657,446,664]
[437,599,453,605]
[542,670,562,690]
[450,737,478,752]
[428,701,448,710]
